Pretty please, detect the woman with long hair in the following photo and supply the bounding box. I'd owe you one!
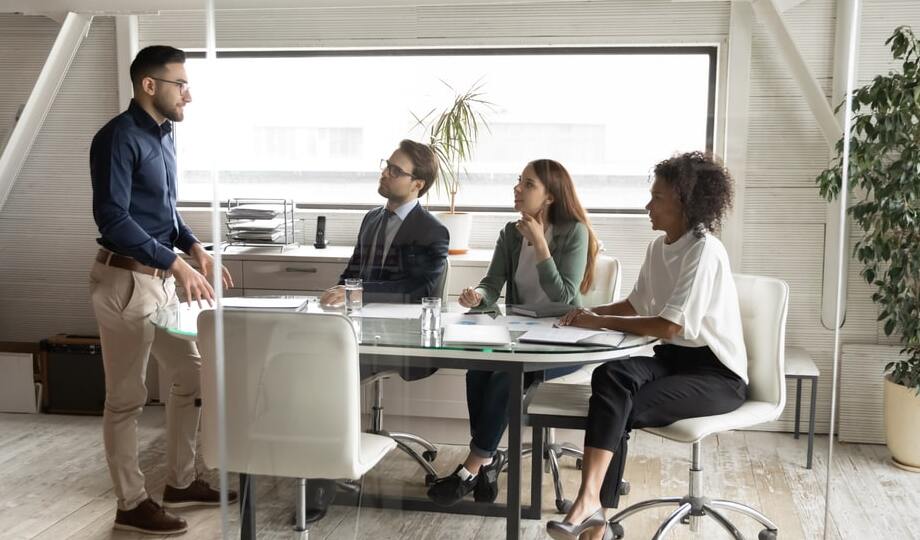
[427,158,599,507]
[546,152,748,540]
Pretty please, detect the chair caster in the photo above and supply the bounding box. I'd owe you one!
[758,529,778,540]
[608,522,625,539]
[619,480,630,495]
[425,473,438,486]
[555,498,573,514]
[422,450,438,462]
[575,458,583,470]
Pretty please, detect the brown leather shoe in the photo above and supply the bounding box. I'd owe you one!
[163,478,239,508]
[114,498,188,535]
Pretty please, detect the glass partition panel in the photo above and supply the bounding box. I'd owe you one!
[824,3,920,539]
[161,1,882,538]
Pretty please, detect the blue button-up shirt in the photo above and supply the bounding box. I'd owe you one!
[90,99,198,270]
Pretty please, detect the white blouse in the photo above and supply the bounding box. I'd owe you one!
[627,230,748,383]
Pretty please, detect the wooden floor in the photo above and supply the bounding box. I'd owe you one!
[2,409,919,540]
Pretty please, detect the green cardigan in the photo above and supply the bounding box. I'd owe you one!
[474,220,589,308]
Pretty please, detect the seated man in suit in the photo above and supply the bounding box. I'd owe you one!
[300,140,449,522]
[321,139,449,309]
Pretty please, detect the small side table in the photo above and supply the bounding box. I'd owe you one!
[785,346,819,469]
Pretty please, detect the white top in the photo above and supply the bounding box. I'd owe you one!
[514,225,554,305]
[627,230,748,383]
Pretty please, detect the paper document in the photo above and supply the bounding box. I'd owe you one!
[221,296,311,310]
[443,324,512,346]
[519,327,625,347]
[360,303,424,319]
[493,315,558,330]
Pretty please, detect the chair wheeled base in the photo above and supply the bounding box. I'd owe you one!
[368,376,440,485]
[605,441,778,540]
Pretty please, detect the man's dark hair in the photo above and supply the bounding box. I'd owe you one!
[653,151,734,237]
[399,139,439,197]
[130,45,186,87]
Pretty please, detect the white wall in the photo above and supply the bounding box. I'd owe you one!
[1,1,918,433]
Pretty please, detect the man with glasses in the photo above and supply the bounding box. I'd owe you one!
[320,139,449,308]
[89,45,236,535]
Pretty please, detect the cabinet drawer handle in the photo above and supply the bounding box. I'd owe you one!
[284,267,318,273]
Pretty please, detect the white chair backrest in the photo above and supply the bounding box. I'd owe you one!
[436,257,451,305]
[198,309,365,480]
[581,255,622,307]
[733,274,789,409]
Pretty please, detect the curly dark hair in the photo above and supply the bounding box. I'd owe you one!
[653,151,734,237]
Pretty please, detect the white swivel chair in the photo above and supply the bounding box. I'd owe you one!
[198,309,396,537]
[605,273,789,539]
[366,257,451,485]
[531,255,623,513]
[527,274,788,537]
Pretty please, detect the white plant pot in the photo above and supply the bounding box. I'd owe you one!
[884,375,920,472]
[437,212,473,254]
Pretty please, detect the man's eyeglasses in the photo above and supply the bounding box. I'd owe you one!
[380,159,416,179]
[149,77,190,95]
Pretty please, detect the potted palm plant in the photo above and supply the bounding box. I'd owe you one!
[413,81,492,254]
[816,25,920,471]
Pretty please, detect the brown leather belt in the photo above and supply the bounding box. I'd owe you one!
[96,249,172,279]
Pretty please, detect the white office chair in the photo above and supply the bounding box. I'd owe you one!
[520,256,623,513]
[527,274,788,538]
[198,309,396,537]
[366,257,451,485]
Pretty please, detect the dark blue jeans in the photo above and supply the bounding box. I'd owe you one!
[466,366,580,458]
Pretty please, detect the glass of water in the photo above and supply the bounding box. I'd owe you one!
[420,297,442,334]
[344,278,363,314]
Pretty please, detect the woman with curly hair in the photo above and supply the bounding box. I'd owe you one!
[545,152,748,540]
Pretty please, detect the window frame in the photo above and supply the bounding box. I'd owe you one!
[180,45,717,215]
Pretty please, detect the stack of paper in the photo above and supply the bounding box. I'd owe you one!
[227,204,280,219]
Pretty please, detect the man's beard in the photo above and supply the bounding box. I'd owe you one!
[154,95,182,122]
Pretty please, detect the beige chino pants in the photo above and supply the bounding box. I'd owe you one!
[89,261,200,511]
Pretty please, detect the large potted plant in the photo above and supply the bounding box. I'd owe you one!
[414,82,491,254]
[816,25,920,471]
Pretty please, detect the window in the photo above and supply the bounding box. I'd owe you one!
[177,48,714,211]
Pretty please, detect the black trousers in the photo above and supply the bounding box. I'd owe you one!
[466,365,580,458]
[587,344,747,507]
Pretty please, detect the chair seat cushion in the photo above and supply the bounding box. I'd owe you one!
[356,433,397,477]
[643,401,780,443]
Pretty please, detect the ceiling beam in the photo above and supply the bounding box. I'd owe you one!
[0,12,92,213]
[751,0,840,146]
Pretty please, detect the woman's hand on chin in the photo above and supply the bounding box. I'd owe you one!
[516,211,545,247]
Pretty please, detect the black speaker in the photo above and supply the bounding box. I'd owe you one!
[40,335,106,415]
[314,215,328,248]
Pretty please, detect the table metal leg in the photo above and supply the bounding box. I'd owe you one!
[239,473,256,540]
[793,377,802,439]
[527,422,543,520]
[807,377,817,469]
[506,366,523,540]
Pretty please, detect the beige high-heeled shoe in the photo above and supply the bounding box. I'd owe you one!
[546,508,606,540]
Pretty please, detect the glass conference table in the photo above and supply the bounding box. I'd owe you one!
[153,298,655,540]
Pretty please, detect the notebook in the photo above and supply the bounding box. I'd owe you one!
[518,327,626,347]
[508,302,575,318]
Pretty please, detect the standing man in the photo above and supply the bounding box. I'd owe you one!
[89,45,236,535]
